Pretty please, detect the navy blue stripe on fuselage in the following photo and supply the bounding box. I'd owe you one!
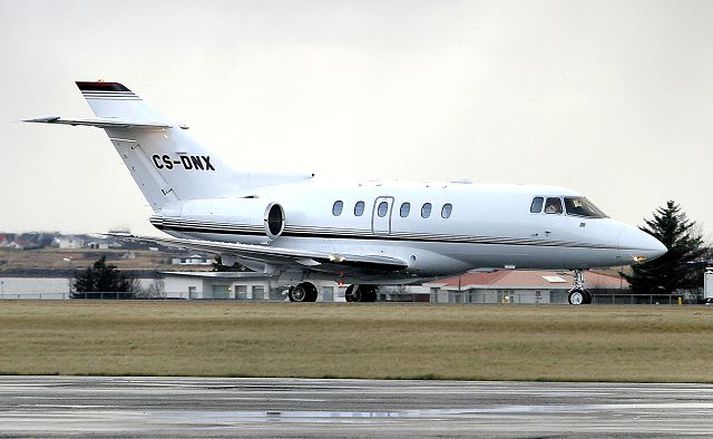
[150,222,618,250]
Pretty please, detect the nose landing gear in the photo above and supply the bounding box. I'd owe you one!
[567,270,592,305]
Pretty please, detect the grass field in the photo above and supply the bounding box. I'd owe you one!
[1,301,713,382]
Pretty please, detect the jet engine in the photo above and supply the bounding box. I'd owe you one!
[264,202,285,240]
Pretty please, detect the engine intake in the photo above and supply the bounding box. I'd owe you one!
[264,202,285,240]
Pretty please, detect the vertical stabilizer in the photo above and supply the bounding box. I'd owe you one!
[76,81,243,210]
[27,81,315,211]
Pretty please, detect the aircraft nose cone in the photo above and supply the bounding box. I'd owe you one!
[617,224,667,263]
[646,234,668,259]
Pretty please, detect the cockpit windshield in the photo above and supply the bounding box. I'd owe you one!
[564,197,607,218]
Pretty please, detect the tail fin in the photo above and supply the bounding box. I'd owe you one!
[75,81,241,210]
[38,81,314,211]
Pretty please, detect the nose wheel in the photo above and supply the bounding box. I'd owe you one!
[567,270,592,305]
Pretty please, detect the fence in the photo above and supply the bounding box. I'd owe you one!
[591,293,697,305]
[0,291,703,304]
[0,293,70,300]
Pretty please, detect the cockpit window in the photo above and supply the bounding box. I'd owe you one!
[544,197,563,214]
[530,197,544,213]
[564,197,607,218]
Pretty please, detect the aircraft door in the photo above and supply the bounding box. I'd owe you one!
[371,196,394,235]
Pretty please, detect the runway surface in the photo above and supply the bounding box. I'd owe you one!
[1,377,712,437]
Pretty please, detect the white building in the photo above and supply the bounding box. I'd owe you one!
[86,241,110,249]
[53,236,85,249]
[162,272,347,301]
[170,254,213,266]
[424,270,629,304]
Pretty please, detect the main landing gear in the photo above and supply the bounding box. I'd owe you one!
[288,282,319,302]
[567,270,592,305]
[345,284,378,303]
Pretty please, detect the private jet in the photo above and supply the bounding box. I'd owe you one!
[25,81,667,304]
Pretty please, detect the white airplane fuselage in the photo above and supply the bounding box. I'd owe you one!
[26,81,668,300]
[150,179,666,284]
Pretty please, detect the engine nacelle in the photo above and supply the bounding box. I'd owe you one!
[178,197,286,243]
[264,202,285,240]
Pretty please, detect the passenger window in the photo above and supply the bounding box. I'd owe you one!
[332,200,343,216]
[441,203,453,219]
[421,203,432,218]
[377,201,388,217]
[354,201,365,216]
[530,197,544,213]
[544,197,563,214]
[400,202,411,218]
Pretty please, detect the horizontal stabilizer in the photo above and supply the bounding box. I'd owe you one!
[23,116,171,129]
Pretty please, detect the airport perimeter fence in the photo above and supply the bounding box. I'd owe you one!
[0,292,705,304]
[590,293,698,305]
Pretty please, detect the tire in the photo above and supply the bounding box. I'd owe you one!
[568,289,586,305]
[345,285,356,302]
[304,283,319,302]
[345,284,361,302]
[345,285,377,302]
[289,282,318,303]
[362,285,378,302]
[583,290,592,304]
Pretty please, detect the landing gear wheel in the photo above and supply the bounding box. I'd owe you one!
[345,285,377,302]
[568,289,586,306]
[362,285,378,302]
[288,282,318,302]
[345,284,360,302]
[567,269,591,305]
[583,290,592,304]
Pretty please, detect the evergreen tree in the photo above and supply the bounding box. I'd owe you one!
[73,256,134,292]
[212,255,247,272]
[622,201,707,294]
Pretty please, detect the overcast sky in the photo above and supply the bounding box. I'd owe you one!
[0,0,711,238]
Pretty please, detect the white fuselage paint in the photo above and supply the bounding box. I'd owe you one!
[29,81,667,288]
[150,179,666,284]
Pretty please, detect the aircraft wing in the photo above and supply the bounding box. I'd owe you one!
[111,234,409,272]
[23,116,171,129]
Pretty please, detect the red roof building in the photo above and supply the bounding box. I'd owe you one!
[423,270,628,304]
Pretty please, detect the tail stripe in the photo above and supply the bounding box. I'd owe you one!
[76,81,130,92]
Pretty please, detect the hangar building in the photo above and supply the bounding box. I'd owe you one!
[424,270,628,304]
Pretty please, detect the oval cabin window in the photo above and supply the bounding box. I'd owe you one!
[332,200,343,216]
[441,203,453,219]
[421,203,432,218]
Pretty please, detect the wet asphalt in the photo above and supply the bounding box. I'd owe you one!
[1,376,712,437]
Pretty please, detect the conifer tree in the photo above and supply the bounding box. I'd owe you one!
[73,256,133,292]
[212,255,246,272]
[622,201,707,294]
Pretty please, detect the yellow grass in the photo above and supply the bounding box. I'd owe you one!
[1,301,713,381]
